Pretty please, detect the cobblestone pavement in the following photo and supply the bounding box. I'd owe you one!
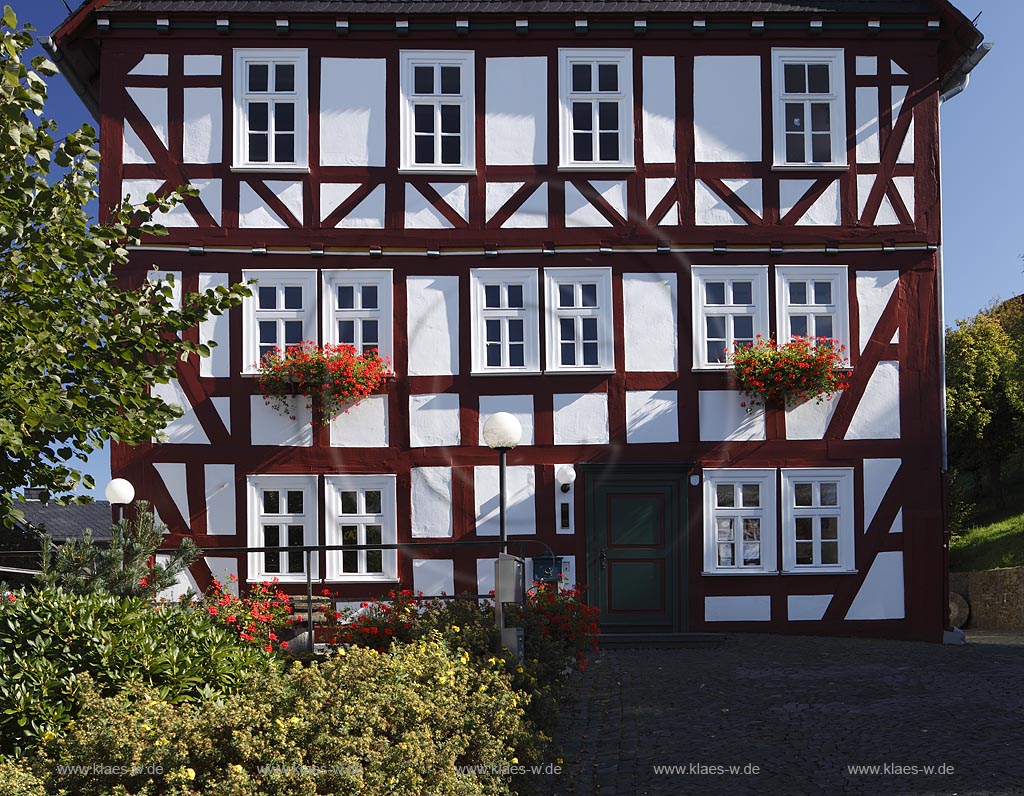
[519,634,1024,796]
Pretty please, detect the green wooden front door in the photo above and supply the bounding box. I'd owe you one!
[584,465,688,632]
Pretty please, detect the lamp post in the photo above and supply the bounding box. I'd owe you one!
[104,477,135,523]
[481,412,523,554]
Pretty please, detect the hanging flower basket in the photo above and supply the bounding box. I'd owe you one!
[256,342,393,424]
[730,335,850,411]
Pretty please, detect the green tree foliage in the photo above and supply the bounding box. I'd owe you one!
[37,501,198,599]
[945,312,1024,505]
[0,9,250,525]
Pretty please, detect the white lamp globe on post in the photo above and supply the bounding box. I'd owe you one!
[105,478,135,522]
[555,465,577,493]
[482,412,522,554]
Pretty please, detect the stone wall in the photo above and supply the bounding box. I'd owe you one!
[950,567,1024,630]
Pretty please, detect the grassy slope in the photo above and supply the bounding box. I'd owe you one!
[950,471,1024,572]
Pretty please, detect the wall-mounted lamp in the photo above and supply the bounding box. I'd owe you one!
[556,465,577,493]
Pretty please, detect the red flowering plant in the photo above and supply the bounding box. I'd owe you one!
[256,341,393,424]
[203,575,297,653]
[730,335,850,411]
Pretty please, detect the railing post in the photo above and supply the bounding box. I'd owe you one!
[306,548,314,645]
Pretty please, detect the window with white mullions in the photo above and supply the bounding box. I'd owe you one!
[781,468,855,573]
[321,270,393,361]
[702,469,777,575]
[775,266,850,351]
[559,49,634,169]
[325,476,397,582]
[246,475,318,583]
[233,50,308,169]
[242,270,317,373]
[691,267,769,370]
[545,268,613,372]
[400,51,474,172]
[771,49,846,168]
[470,269,540,374]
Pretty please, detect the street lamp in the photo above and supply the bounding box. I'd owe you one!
[555,464,577,493]
[105,478,135,522]
[482,412,523,554]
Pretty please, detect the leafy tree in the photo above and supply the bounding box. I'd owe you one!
[0,10,250,525]
[38,501,198,599]
[945,312,1024,506]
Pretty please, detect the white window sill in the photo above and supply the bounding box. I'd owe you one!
[691,365,732,373]
[771,163,849,172]
[471,369,543,377]
[231,165,311,174]
[558,164,636,173]
[702,569,780,577]
[325,576,401,584]
[544,368,616,376]
[398,167,476,176]
[781,567,858,575]
[248,575,319,584]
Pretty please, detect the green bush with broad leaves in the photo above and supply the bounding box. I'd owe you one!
[15,636,525,796]
[0,589,276,756]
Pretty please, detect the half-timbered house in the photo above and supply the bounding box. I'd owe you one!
[49,0,986,640]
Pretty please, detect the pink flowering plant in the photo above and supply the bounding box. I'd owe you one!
[730,335,850,410]
[256,341,392,424]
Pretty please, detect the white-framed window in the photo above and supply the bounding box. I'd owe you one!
[771,49,847,169]
[246,474,318,582]
[469,269,541,374]
[322,270,393,360]
[558,49,634,169]
[232,49,308,170]
[241,270,317,373]
[781,468,855,573]
[691,266,770,370]
[544,268,614,372]
[775,266,850,349]
[702,469,777,575]
[399,50,475,173]
[324,475,398,582]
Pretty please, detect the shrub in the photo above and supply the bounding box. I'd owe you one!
[0,589,276,755]
[204,575,299,652]
[25,636,525,796]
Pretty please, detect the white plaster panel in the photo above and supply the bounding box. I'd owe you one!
[184,54,221,75]
[264,180,303,223]
[129,53,168,76]
[796,181,841,226]
[338,184,385,229]
[875,195,900,226]
[204,464,235,536]
[657,203,679,226]
[845,551,905,620]
[891,85,915,164]
[785,393,843,440]
[123,123,154,164]
[485,56,547,165]
[192,178,222,226]
[645,177,674,218]
[155,556,200,602]
[411,467,453,538]
[695,180,744,226]
[625,390,679,444]
[183,88,222,163]
[504,183,548,228]
[431,183,468,221]
[891,509,904,534]
[693,56,762,163]
[623,272,677,372]
[249,395,312,447]
[642,56,675,164]
[320,183,359,222]
[722,178,763,219]
[412,559,455,597]
[856,174,874,220]
[779,179,815,220]
[705,595,772,622]
[153,462,190,528]
[152,380,210,444]
[405,184,453,229]
[406,276,459,376]
[564,182,611,228]
[239,182,286,228]
[863,458,901,534]
[857,271,899,352]
[846,361,901,440]
[127,87,168,148]
[205,557,238,595]
[320,58,387,167]
[788,594,833,621]
[476,558,497,597]
[475,465,536,536]
[123,178,164,205]
[891,59,908,76]
[486,182,522,222]
[552,393,609,446]
[698,390,766,442]
[329,395,389,447]
[198,272,230,377]
[210,397,231,435]
[855,86,880,164]
[478,395,535,446]
[591,180,627,219]
[409,393,461,447]
[147,269,182,309]
[855,56,877,76]
[893,176,915,220]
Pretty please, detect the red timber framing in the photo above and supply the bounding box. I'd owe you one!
[51,0,983,643]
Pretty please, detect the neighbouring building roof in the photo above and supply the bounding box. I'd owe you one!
[16,501,114,542]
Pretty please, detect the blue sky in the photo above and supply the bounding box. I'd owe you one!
[9,0,1019,496]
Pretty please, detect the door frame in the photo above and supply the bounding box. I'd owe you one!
[580,462,693,633]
